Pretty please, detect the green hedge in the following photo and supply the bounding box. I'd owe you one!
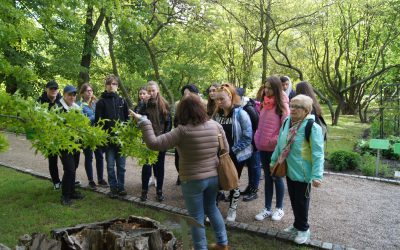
[329,150,361,171]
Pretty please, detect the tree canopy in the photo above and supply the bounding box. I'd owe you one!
[1,0,399,125]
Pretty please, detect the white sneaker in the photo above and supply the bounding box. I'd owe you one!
[294,229,310,244]
[205,216,210,223]
[271,208,284,221]
[255,208,272,221]
[226,208,237,222]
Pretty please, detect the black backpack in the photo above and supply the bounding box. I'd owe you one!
[242,98,259,134]
[282,115,327,143]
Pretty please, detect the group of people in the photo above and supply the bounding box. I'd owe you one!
[38,75,325,250]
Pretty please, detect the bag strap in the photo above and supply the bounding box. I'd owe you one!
[305,119,314,142]
[218,134,225,151]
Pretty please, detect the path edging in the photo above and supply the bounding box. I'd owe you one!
[0,162,356,250]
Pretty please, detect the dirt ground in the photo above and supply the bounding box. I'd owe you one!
[1,132,399,249]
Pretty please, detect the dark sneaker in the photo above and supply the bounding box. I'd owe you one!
[217,191,226,202]
[243,188,258,202]
[88,181,97,189]
[53,182,62,190]
[108,188,118,199]
[61,197,73,206]
[98,179,109,187]
[156,191,165,202]
[140,190,148,201]
[70,191,84,200]
[240,186,251,195]
[75,181,81,187]
[118,190,127,196]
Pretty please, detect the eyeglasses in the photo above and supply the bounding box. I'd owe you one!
[86,89,93,92]
[49,87,58,90]
[289,104,305,110]
[106,82,118,86]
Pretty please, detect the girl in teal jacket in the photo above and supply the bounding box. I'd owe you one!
[270,94,324,245]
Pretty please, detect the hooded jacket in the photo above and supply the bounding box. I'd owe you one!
[94,91,129,133]
[270,114,324,183]
[214,106,253,162]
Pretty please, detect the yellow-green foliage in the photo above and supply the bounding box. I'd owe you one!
[0,91,157,165]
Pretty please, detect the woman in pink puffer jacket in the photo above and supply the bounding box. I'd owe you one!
[254,76,290,222]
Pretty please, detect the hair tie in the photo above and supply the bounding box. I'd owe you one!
[221,86,232,100]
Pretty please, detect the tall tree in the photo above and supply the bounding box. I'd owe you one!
[77,4,106,88]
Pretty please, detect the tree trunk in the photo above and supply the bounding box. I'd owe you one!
[78,6,106,88]
[105,16,134,108]
[140,36,175,108]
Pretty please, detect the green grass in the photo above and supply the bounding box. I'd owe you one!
[322,106,370,156]
[0,166,307,249]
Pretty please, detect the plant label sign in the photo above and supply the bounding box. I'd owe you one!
[393,143,400,155]
[369,139,390,150]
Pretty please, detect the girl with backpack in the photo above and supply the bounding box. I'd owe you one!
[254,76,290,222]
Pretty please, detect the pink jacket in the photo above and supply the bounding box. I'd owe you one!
[254,94,290,152]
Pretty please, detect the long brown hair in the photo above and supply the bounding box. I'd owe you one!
[262,76,285,116]
[206,83,220,117]
[147,80,170,119]
[295,81,323,116]
[177,94,208,126]
[79,83,97,108]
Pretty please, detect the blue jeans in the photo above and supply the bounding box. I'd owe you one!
[105,146,126,191]
[181,176,228,250]
[247,150,261,189]
[260,151,284,210]
[83,147,104,182]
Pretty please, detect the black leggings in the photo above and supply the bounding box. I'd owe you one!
[142,151,166,192]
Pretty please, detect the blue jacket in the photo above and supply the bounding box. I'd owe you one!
[215,106,253,162]
[271,114,324,183]
[77,101,96,125]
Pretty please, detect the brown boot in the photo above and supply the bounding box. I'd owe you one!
[208,243,229,250]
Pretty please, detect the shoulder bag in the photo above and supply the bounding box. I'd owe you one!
[217,134,239,191]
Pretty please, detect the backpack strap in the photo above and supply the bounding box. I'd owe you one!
[305,119,314,142]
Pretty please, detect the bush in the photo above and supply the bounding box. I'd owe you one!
[329,150,361,171]
[359,153,392,177]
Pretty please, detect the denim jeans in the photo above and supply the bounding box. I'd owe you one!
[260,151,285,210]
[105,146,126,191]
[181,176,228,250]
[142,151,166,191]
[83,147,104,182]
[246,150,261,189]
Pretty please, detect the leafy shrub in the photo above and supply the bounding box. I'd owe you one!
[359,153,392,177]
[329,150,361,171]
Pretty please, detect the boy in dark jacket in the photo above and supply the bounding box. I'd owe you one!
[95,75,129,198]
[37,80,62,189]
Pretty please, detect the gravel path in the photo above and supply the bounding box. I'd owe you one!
[1,132,399,249]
